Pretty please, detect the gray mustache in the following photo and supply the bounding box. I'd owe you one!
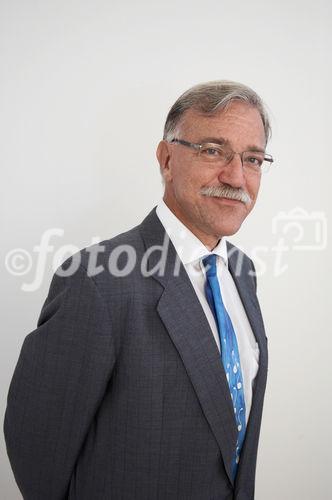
[200,185,251,205]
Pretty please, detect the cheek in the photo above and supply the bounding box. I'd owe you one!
[247,175,261,200]
[172,164,199,192]
[168,154,189,183]
[170,157,214,199]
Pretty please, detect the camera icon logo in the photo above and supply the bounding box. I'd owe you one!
[272,207,327,251]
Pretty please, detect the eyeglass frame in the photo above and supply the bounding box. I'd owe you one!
[169,138,274,172]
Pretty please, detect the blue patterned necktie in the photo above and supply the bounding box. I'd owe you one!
[202,254,246,479]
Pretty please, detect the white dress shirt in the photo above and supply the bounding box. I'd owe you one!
[156,200,259,423]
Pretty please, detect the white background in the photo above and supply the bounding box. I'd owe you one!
[1,0,331,498]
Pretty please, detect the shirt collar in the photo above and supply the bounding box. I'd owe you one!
[156,200,228,267]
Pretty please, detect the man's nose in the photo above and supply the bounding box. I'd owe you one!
[217,152,246,188]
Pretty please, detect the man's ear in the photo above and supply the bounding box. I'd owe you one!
[156,140,172,181]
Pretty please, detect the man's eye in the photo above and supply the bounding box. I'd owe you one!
[201,146,223,157]
[246,156,263,166]
[206,148,219,155]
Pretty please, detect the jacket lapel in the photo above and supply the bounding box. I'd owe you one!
[227,242,267,365]
[139,208,238,485]
[227,243,268,489]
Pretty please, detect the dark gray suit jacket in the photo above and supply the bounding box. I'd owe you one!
[4,208,268,500]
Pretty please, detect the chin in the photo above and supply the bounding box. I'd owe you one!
[208,206,249,234]
[214,221,243,237]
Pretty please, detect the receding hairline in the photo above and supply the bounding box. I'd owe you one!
[163,80,271,144]
[174,102,266,140]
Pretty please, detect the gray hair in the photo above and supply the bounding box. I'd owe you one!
[163,80,271,144]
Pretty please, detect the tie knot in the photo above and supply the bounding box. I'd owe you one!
[202,254,217,278]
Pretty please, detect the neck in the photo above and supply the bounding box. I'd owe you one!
[162,196,220,251]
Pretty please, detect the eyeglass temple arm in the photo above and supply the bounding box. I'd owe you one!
[171,139,201,151]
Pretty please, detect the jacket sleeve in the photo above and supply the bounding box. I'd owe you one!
[4,262,117,499]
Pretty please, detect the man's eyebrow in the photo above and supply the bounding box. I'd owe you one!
[246,145,266,153]
[198,136,229,145]
[199,137,266,153]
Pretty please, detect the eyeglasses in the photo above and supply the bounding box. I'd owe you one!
[170,138,274,173]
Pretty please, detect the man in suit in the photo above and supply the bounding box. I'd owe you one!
[4,80,271,499]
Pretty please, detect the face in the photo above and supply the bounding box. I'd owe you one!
[156,101,266,249]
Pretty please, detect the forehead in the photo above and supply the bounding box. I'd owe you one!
[178,101,266,148]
